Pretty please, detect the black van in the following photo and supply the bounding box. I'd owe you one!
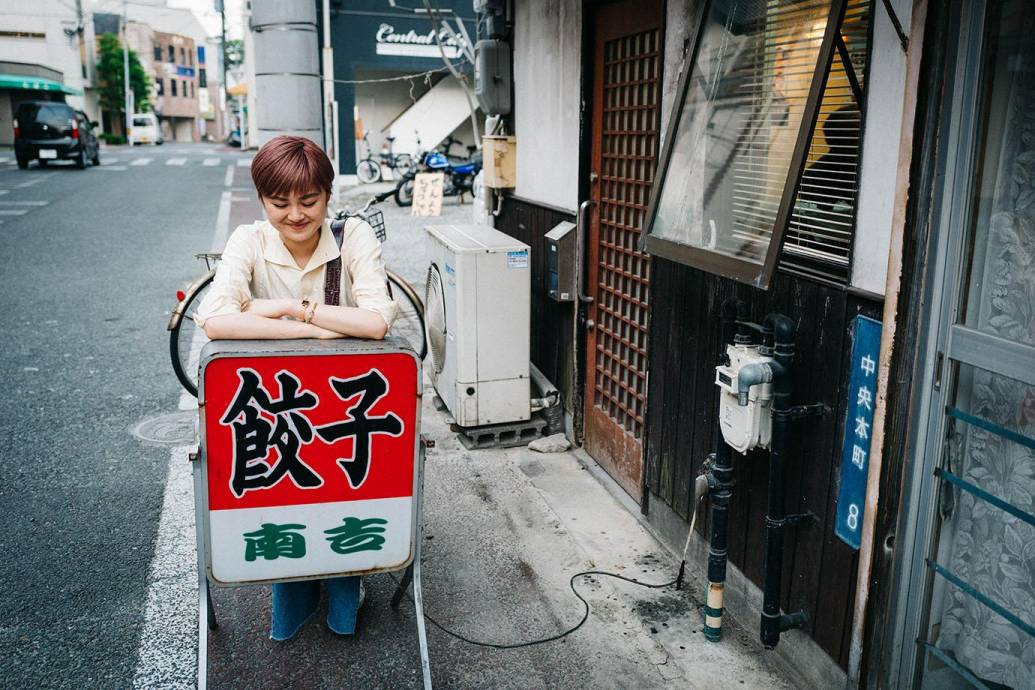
[13,101,101,169]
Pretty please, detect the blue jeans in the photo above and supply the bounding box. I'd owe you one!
[270,576,361,641]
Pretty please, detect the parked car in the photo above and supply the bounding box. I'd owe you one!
[13,101,100,169]
[128,112,163,145]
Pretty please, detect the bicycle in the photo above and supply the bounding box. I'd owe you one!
[168,192,427,398]
[356,130,413,184]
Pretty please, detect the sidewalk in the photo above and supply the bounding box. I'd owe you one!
[205,385,794,689]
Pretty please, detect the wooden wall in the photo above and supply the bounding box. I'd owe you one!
[646,256,882,668]
[495,198,578,410]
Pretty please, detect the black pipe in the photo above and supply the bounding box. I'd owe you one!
[704,297,742,642]
[759,313,808,649]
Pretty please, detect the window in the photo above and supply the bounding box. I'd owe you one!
[153,44,162,61]
[189,81,194,98]
[155,77,164,96]
[199,68,207,88]
[168,45,175,62]
[778,0,870,285]
[183,80,189,98]
[179,47,185,64]
[642,0,865,289]
[171,79,177,97]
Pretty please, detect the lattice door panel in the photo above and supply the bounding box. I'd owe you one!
[584,3,661,500]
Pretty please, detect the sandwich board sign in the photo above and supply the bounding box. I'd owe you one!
[193,339,431,688]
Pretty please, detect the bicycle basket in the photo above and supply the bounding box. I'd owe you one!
[363,209,387,243]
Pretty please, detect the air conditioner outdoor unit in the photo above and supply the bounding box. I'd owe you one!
[424,224,531,428]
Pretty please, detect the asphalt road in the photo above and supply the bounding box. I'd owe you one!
[0,145,482,689]
[0,143,250,688]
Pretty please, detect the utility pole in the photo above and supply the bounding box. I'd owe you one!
[219,0,230,137]
[74,0,87,79]
[122,0,131,136]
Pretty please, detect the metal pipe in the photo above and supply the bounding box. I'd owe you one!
[704,297,742,642]
[759,314,808,649]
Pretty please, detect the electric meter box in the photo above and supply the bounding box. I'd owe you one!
[482,135,516,189]
[545,221,576,302]
[715,344,774,453]
[475,39,512,116]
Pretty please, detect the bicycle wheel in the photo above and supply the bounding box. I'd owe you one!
[394,154,414,177]
[394,177,415,207]
[169,274,214,397]
[356,158,381,184]
[386,270,427,361]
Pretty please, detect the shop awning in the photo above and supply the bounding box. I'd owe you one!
[0,74,83,96]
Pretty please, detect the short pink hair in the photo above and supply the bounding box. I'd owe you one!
[251,135,334,198]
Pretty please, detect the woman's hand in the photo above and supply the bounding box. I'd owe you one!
[244,298,298,320]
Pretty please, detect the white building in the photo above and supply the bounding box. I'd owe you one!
[0,0,100,146]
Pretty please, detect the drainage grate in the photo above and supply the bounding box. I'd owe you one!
[132,411,197,446]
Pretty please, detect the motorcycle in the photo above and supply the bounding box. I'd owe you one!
[394,148,482,207]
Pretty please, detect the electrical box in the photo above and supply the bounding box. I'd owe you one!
[482,135,516,189]
[545,221,576,302]
[474,39,512,116]
[715,343,774,453]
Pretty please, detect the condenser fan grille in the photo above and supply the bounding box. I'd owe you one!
[425,264,447,374]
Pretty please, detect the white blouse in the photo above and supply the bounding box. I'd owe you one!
[194,218,397,328]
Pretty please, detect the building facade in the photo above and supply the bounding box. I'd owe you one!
[488,1,1035,688]
[0,0,96,146]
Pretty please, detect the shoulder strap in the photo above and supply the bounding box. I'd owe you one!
[323,219,347,306]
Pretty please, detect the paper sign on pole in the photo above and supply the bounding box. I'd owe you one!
[198,340,421,585]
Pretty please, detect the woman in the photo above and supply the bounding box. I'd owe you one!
[195,135,397,641]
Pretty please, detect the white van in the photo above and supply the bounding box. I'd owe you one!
[128,113,163,145]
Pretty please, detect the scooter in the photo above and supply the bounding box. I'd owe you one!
[394,148,482,207]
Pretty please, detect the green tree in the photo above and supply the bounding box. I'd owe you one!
[95,33,150,129]
[223,39,244,70]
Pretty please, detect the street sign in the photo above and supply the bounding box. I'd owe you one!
[197,339,421,585]
[834,315,882,549]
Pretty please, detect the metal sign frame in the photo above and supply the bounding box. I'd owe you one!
[191,338,432,689]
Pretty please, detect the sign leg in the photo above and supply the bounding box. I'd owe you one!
[391,563,414,609]
[197,574,209,690]
[413,438,433,690]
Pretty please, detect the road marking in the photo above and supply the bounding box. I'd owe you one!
[0,190,9,195]
[14,172,55,188]
[0,200,48,206]
[133,186,233,688]
[0,156,9,163]
[223,164,233,187]
[130,444,198,690]
[0,209,29,215]
[98,165,129,171]
[203,158,220,167]
[167,158,187,166]
[131,157,153,166]
[236,158,251,167]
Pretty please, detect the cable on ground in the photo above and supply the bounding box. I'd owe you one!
[390,568,679,650]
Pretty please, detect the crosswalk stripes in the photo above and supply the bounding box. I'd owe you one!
[97,165,129,171]
[203,158,220,166]
[236,158,251,167]
[166,158,187,166]
[130,157,153,166]
[0,200,49,218]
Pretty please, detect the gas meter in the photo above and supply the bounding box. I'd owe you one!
[715,343,774,453]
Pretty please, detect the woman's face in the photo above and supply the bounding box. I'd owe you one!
[261,188,329,246]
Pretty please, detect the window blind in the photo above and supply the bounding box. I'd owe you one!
[779,0,872,285]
